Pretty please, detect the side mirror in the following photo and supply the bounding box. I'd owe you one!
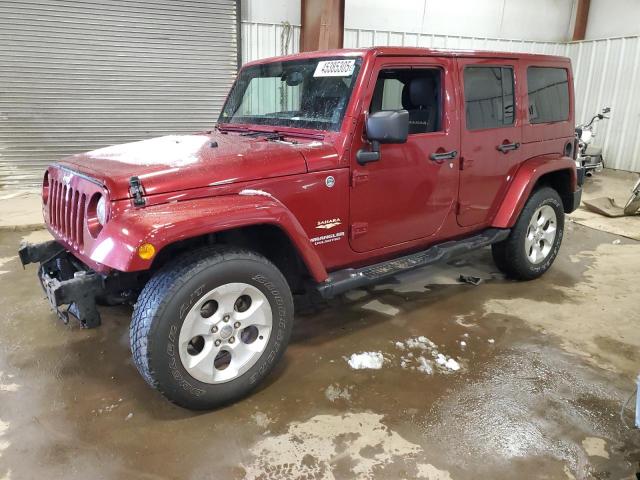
[356,110,409,165]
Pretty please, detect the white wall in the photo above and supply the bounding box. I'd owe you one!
[242,0,577,42]
[241,0,300,24]
[345,0,576,42]
[585,0,640,39]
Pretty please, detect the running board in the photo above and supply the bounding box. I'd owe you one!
[317,228,510,299]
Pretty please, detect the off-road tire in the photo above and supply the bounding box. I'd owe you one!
[130,246,294,410]
[492,187,564,280]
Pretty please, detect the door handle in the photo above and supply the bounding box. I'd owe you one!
[497,142,520,153]
[429,150,458,162]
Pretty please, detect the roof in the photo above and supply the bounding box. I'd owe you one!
[242,46,570,68]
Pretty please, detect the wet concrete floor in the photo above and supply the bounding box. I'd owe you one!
[1,221,639,479]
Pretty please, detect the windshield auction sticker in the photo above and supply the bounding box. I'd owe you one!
[313,59,356,77]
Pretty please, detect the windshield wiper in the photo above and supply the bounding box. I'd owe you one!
[240,130,285,141]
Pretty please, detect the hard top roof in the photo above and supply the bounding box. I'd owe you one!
[242,46,570,67]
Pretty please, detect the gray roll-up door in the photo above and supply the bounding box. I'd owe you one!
[0,0,239,188]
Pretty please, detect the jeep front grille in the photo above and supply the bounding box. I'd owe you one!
[48,178,87,249]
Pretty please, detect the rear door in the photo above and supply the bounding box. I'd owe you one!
[457,58,523,227]
[348,56,460,253]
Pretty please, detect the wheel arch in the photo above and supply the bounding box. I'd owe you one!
[492,155,577,228]
[151,223,314,293]
[90,194,328,283]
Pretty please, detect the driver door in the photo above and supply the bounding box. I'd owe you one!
[348,57,460,253]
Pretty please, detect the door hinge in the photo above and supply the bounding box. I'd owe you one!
[455,201,461,216]
[350,222,368,240]
[351,170,370,187]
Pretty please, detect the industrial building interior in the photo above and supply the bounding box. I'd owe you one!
[1,0,640,478]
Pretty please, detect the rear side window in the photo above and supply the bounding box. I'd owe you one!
[527,67,569,124]
[463,66,514,130]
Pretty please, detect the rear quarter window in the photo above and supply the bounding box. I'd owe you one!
[527,67,570,124]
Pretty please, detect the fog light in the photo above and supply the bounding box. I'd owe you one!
[138,243,156,260]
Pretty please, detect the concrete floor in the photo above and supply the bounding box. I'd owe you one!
[1,191,640,479]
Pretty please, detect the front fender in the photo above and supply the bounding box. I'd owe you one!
[492,155,577,228]
[89,194,328,281]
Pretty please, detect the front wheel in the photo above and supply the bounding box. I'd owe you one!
[492,187,564,280]
[130,247,294,410]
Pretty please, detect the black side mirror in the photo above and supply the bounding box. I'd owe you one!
[356,110,409,165]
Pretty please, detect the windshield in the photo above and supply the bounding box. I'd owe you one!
[218,57,363,131]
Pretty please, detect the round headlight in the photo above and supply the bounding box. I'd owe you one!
[96,195,107,225]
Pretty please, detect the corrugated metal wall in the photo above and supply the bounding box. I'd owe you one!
[241,21,301,64]
[566,37,640,173]
[0,0,239,188]
[241,21,640,173]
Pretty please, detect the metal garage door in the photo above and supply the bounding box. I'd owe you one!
[0,0,239,188]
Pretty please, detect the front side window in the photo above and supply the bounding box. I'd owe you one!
[464,66,515,130]
[219,57,363,131]
[370,69,442,134]
[527,67,569,124]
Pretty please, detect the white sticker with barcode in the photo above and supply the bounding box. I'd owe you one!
[313,59,356,77]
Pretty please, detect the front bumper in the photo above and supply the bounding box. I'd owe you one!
[20,240,105,328]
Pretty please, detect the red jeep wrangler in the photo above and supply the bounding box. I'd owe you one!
[20,47,583,409]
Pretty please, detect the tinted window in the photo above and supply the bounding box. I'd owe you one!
[370,69,442,134]
[527,67,569,124]
[464,66,514,130]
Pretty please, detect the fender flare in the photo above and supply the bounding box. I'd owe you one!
[492,155,577,228]
[88,193,328,281]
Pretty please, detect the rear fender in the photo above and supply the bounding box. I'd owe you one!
[89,194,328,281]
[492,155,577,228]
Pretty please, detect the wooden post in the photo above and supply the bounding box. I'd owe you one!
[300,0,345,52]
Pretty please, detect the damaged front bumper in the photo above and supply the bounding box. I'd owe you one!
[19,240,105,328]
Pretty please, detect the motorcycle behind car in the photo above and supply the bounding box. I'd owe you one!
[575,107,610,176]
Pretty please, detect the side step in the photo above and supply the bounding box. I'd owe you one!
[317,228,510,298]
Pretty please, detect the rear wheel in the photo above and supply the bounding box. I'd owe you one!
[130,246,293,410]
[492,187,564,280]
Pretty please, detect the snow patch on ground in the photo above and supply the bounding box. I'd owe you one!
[435,353,461,371]
[346,352,385,370]
[417,356,434,375]
[395,336,463,374]
[242,412,452,480]
[251,411,273,428]
[361,299,400,316]
[324,384,352,402]
[87,135,210,167]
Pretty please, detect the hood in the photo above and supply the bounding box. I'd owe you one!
[57,132,331,200]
